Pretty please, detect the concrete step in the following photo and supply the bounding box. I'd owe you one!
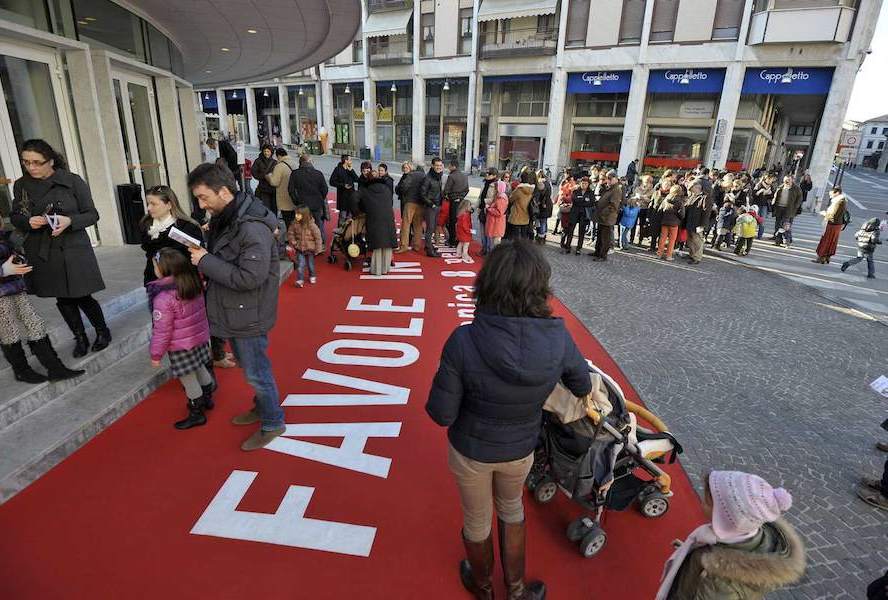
[0,343,168,504]
[0,304,153,432]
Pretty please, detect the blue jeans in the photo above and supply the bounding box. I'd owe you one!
[843,250,875,277]
[536,218,548,237]
[229,335,285,432]
[619,225,633,248]
[296,252,316,281]
[311,210,327,248]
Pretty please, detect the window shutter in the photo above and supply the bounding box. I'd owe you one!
[566,0,591,44]
[650,0,679,42]
[619,0,646,44]
[713,0,745,39]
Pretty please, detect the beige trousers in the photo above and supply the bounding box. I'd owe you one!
[399,203,425,251]
[448,444,534,542]
[686,230,704,261]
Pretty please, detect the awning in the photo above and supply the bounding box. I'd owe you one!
[477,0,558,22]
[363,9,412,38]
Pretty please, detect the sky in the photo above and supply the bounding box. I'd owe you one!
[844,1,888,123]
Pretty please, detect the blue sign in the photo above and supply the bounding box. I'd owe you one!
[741,67,834,95]
[200,91,218,111]
[647,68,726,94]
[567,71,632,94]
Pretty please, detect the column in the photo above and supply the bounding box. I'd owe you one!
[808,61,858,211]
[618,66,650,176]
[364,79,377,155]
[177,86,202,170]
[412,76,426,164]
[215,88,229,137]
[245,87,259,146]
[65,49,123,246]
[706,62,745,169]
[464,72,477,171]
[321,82,334,155]
[278,84,291,145]
[154,77,189,202]
[543,69,567,173]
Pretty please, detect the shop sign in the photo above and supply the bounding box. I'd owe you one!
[647,69,726,94]
[741,67,834,95]
[376,107,393,122]
[679,100,715,118]
[567,71,631,94]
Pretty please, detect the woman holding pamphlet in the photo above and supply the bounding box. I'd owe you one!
[139,186,204,286]
[10,139,112,359]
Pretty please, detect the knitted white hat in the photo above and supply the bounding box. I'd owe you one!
[709,471,793,539]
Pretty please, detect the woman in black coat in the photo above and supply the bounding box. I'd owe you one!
[329,154,359,224]
[139,186,204,286]
[562,177,594,255]
[358,172,397,276]
[532,170,553,245]
[251,143,277,213]
[427,241,592,600]
[10,139,110,358]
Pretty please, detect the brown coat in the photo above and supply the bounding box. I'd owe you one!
[668,519,806,600]
[596,183,623,226]
[287,220,323,254]
[507,184,534,226]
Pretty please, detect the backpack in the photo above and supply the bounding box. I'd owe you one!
[841,208,852,229]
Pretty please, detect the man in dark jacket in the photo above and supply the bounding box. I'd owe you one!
[592,170,622,261]
[625,159,638,189]
[420,157,445,257]
[288,155,329,246]
[772,175,803,238]
[396,162,426,253]
[187,163,285,451]
[329,154,358,226]
[683,178,712,264]
[217,137,241,187]
[443,160,470,247]
[251,144,277,213]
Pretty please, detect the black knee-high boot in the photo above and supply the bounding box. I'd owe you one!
[78,296,111,352]
[28,336,85,381]
[57,301,89,358]
[1,341,47,383]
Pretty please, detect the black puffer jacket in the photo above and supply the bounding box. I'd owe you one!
[420,169,444,207]
[426,310,592,463]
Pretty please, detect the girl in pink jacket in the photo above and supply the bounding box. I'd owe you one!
[485,181,508,246]
[148,248,212,430]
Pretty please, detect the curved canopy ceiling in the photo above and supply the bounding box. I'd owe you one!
[131,0,361,87]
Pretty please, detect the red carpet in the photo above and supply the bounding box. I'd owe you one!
[0,218,704,599]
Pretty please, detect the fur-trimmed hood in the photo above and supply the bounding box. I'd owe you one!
[700,519,806,592]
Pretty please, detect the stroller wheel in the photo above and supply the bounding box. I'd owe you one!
[327,254,336,264]
[533,478,557,504]
[579,525,607,558]
[639,492,670,518]
[566,516,596,542]
[344,260,352,271]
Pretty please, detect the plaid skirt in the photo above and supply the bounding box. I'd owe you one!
[167,343,210,378]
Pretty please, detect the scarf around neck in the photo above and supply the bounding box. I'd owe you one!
[148,214,176,240]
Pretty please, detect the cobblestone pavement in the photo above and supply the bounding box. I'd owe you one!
[546,238,888,600]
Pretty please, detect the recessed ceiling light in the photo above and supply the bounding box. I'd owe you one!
[221,47,230,52]
[205,70,213,73]
[77,20,88,25]
[84,16,96,21]
[247,29,258,34]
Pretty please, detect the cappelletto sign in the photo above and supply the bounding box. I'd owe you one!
[647,68,726,94]
[741,67,834,95]
[567,71,632,94]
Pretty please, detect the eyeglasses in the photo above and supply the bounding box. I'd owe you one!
[147,185,170,195]
[21,158,49,167]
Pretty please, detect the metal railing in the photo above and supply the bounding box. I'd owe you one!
[479,28,558,58]
[368,39,414,66]
[368,0,413,13]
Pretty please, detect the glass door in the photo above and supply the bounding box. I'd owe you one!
[0,41,80,227]
[112,70,166,191]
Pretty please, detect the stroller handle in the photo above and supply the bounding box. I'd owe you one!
[625,400,670,433]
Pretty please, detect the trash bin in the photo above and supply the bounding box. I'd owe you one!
[359,147,372,160]
[116,183,145,244]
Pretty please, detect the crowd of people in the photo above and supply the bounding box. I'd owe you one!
[3,138,887,599]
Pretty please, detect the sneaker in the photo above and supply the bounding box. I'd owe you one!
[309,276,317,284]
[867,275,876,279]
[840,263,848,272]
[664,256,674,262]
[231,407,261,425]
[295,280,304,288]
[241,426,287,451]
[877,442,888,452]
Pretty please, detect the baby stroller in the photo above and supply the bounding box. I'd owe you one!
[327,214,367,271]
[526,361,683,558]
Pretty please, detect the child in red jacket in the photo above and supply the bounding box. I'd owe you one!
[455,199,474,262]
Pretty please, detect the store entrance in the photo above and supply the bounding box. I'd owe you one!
[112,70,166,192]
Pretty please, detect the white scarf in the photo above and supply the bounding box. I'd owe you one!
[148,215,176,240]
[655,523,757,600]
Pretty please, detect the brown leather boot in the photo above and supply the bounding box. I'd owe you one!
[460,530,494,599]
[498,519,546,600]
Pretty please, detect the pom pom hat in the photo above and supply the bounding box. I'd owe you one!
[709,470,793,540]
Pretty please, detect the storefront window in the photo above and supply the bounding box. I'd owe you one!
[571,128,623,158]
[501,81,549,117]
[254,88,281,146]
[288,86,318,143]
[426,79,468,162]
[646,127,710,162]
[72,0,146,61]
[499,136,540,170]
[0,0,50,31]
[727,129,752,167]
[575,94,628,118]
[0,55,65,155]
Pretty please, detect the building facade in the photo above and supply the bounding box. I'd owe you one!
[197,0,882,208]
[854,114,888,168]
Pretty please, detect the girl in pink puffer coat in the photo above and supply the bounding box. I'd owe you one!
[147,248,213,430]
[485,180,508,246]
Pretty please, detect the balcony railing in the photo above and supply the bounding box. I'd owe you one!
[368,38,414,66]
[479,28,558,59]
[748,2,856,44]
[368,0,412,13]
